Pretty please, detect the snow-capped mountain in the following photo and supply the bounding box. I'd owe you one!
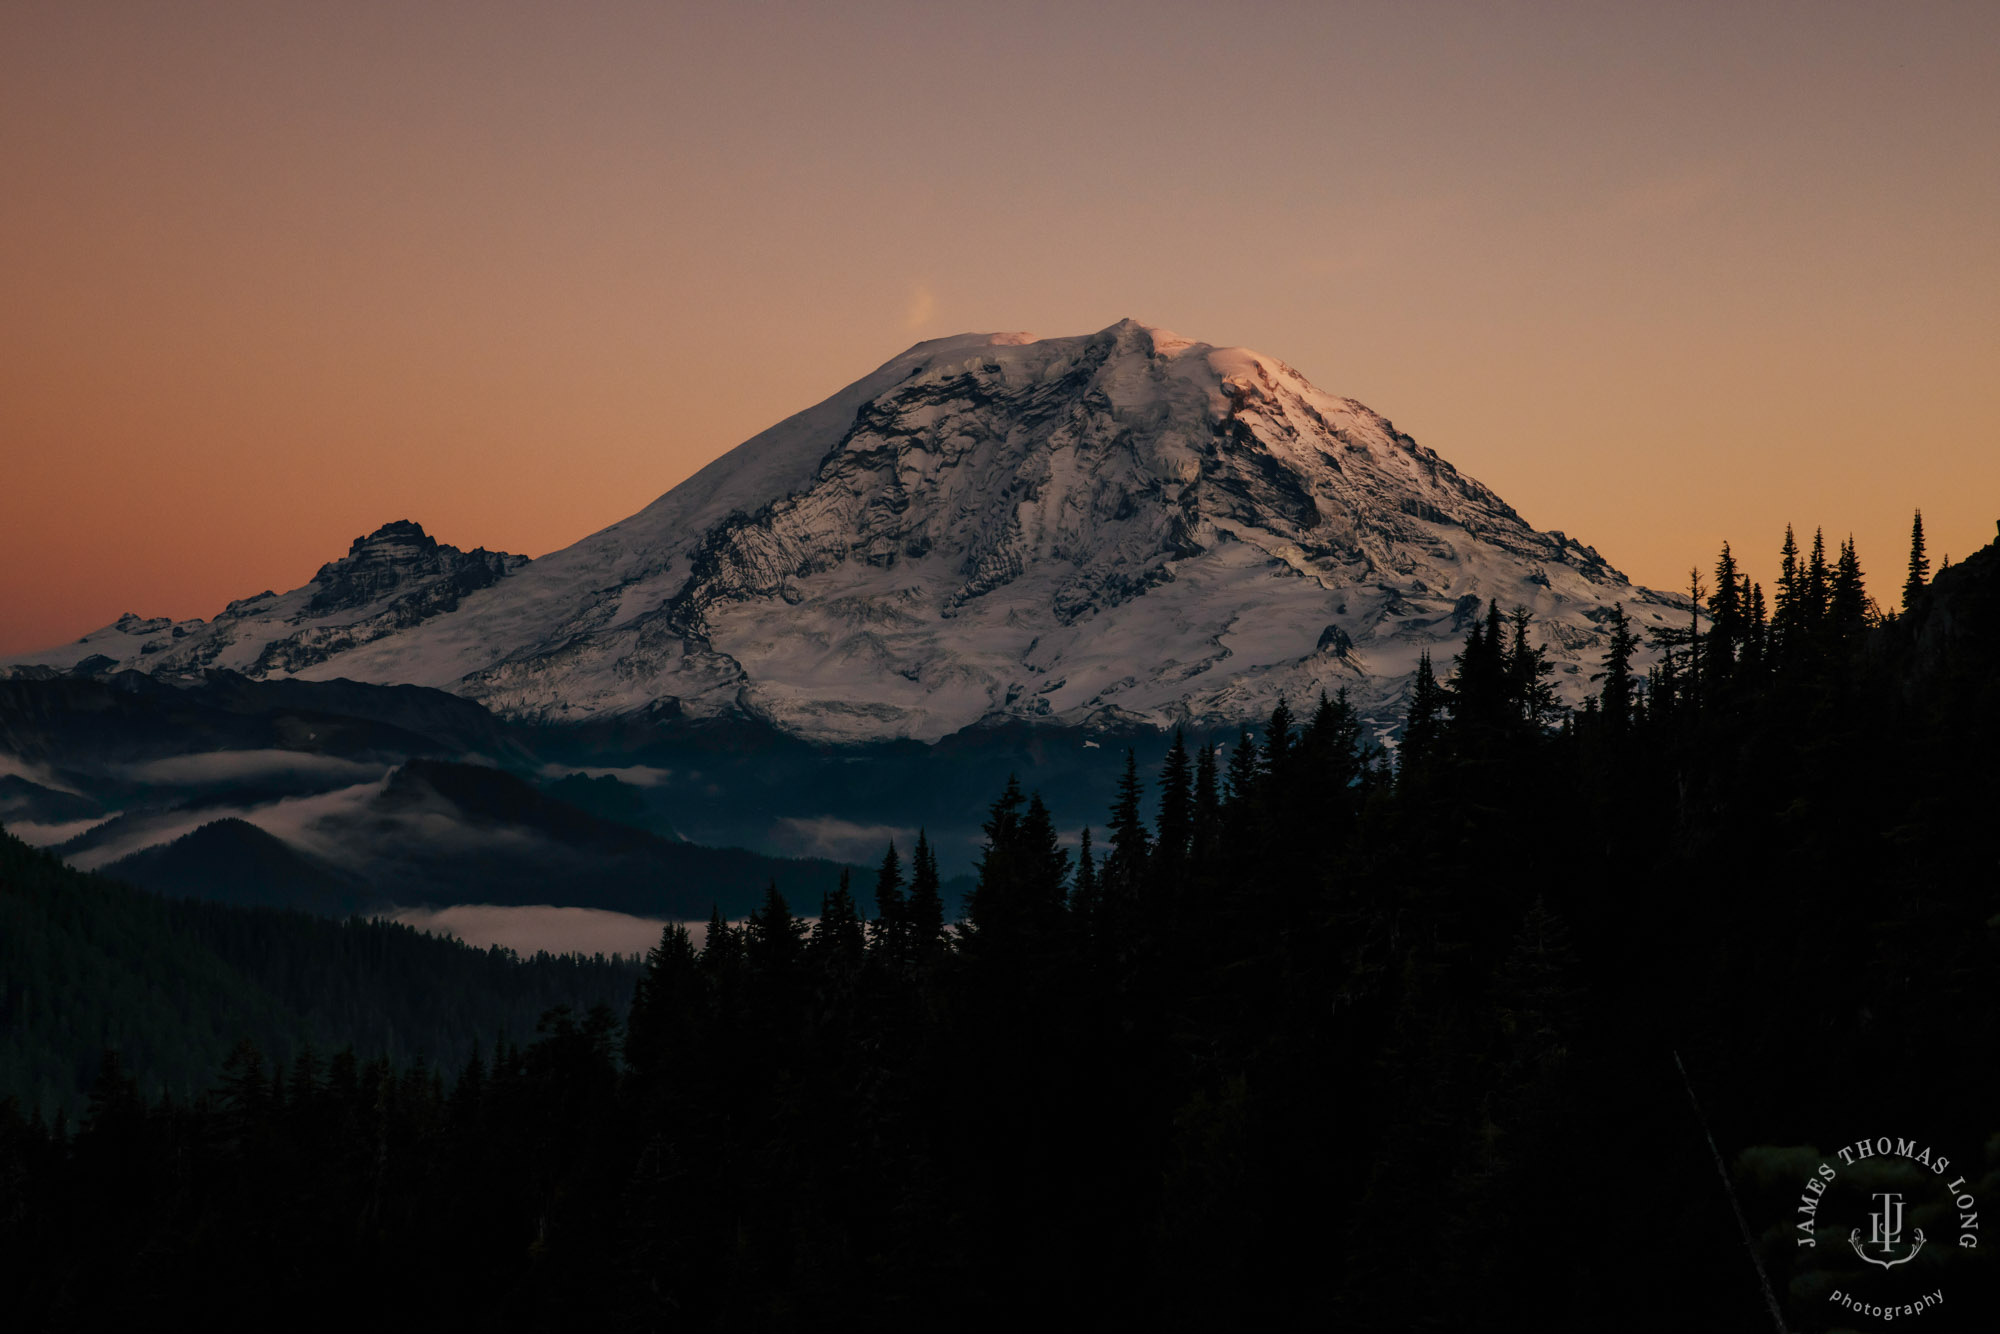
[11,320,1683,742]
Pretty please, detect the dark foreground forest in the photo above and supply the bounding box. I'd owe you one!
[4,519,1996,1331]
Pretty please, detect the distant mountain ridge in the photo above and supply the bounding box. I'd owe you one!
[104,817,368,915]
[14,520,528,683]
[0,675,879,917]
[7,320,1683,742]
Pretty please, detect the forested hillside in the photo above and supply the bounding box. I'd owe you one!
[0,831,636,1115]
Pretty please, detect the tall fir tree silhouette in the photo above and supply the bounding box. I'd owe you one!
[1804,527,1831,638]
[1745,580,1769,671]
[1190,740,1221,869]
[905,832,946,961]
[1154,729,1193,872]
[626,922,699,1079]
[1773,524,1803,656]
[1706,543,1743,680]
[1903,508,1930,612]
[1400,651,1446,779]
[870,841,906,958]
[1070,825,1098,928]
[964,777,1025,944]
[1831,536,1869,638]
[1102,750,1152,909]
[810,871,866,974]
[746,881,806,976]
[1593,603,1639,734]
[1505,607,1560,728]
[1261,699,1296,786]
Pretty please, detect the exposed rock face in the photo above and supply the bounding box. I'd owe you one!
[7,322,1684,741]
[304,520,522,615]
[250,523,529,675]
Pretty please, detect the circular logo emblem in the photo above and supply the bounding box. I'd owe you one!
[1789,1136,1982,1323]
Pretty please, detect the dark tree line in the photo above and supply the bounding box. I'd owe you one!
[3,513,1995,1331]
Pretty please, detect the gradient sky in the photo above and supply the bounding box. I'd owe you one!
[4,2,1996,654]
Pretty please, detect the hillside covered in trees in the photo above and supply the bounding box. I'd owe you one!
[0,832,637,1115]
[3,517,1995,1331]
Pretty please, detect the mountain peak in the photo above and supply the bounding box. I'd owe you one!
[350,520,433,552]
[892,321,1202,375]
[307,521,524,617]
[1095,316,1197,357]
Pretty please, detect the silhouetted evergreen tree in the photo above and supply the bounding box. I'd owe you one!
[870,841,906,959]
[1773,523,1804,661]
[962,781,1071,968]
[1217,725,1265,880]
[626,922,699,1081]
[1445,601,1511,741]
[1154,729,1193,874]
[1804,526,1831,640]
[701,904,743,979]
[1190,740,1221,870]
[1399,651,1446,780]
[1831,535,1869,639]
[745,881,806,977]
[1744,579,1769,673]
[1101,750,1151,906]
[1261,698,1296,788]
[1593,602,1640,735]
[1301,689,1367,795]
[1071,825,1098,917]
[1706,542,1744,682]
[1505,607,1561,729]
[1903,508,1930,612]
[810,872,865,975]
[1223,725,1260,809]
[1019,794,1070,923]
[1647,570,1706,722]
[903,833,946,961]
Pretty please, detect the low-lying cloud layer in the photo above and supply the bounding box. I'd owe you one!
[116,749,387,787]
[9,816,112,848]
[773,816,915,863]
[391,904,703,958]
[0,752,84,796]
[65,778,387,870]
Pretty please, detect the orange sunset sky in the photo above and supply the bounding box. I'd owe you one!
[4,2,1996,657]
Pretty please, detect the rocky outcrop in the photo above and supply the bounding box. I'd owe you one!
[11,522,528,682]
